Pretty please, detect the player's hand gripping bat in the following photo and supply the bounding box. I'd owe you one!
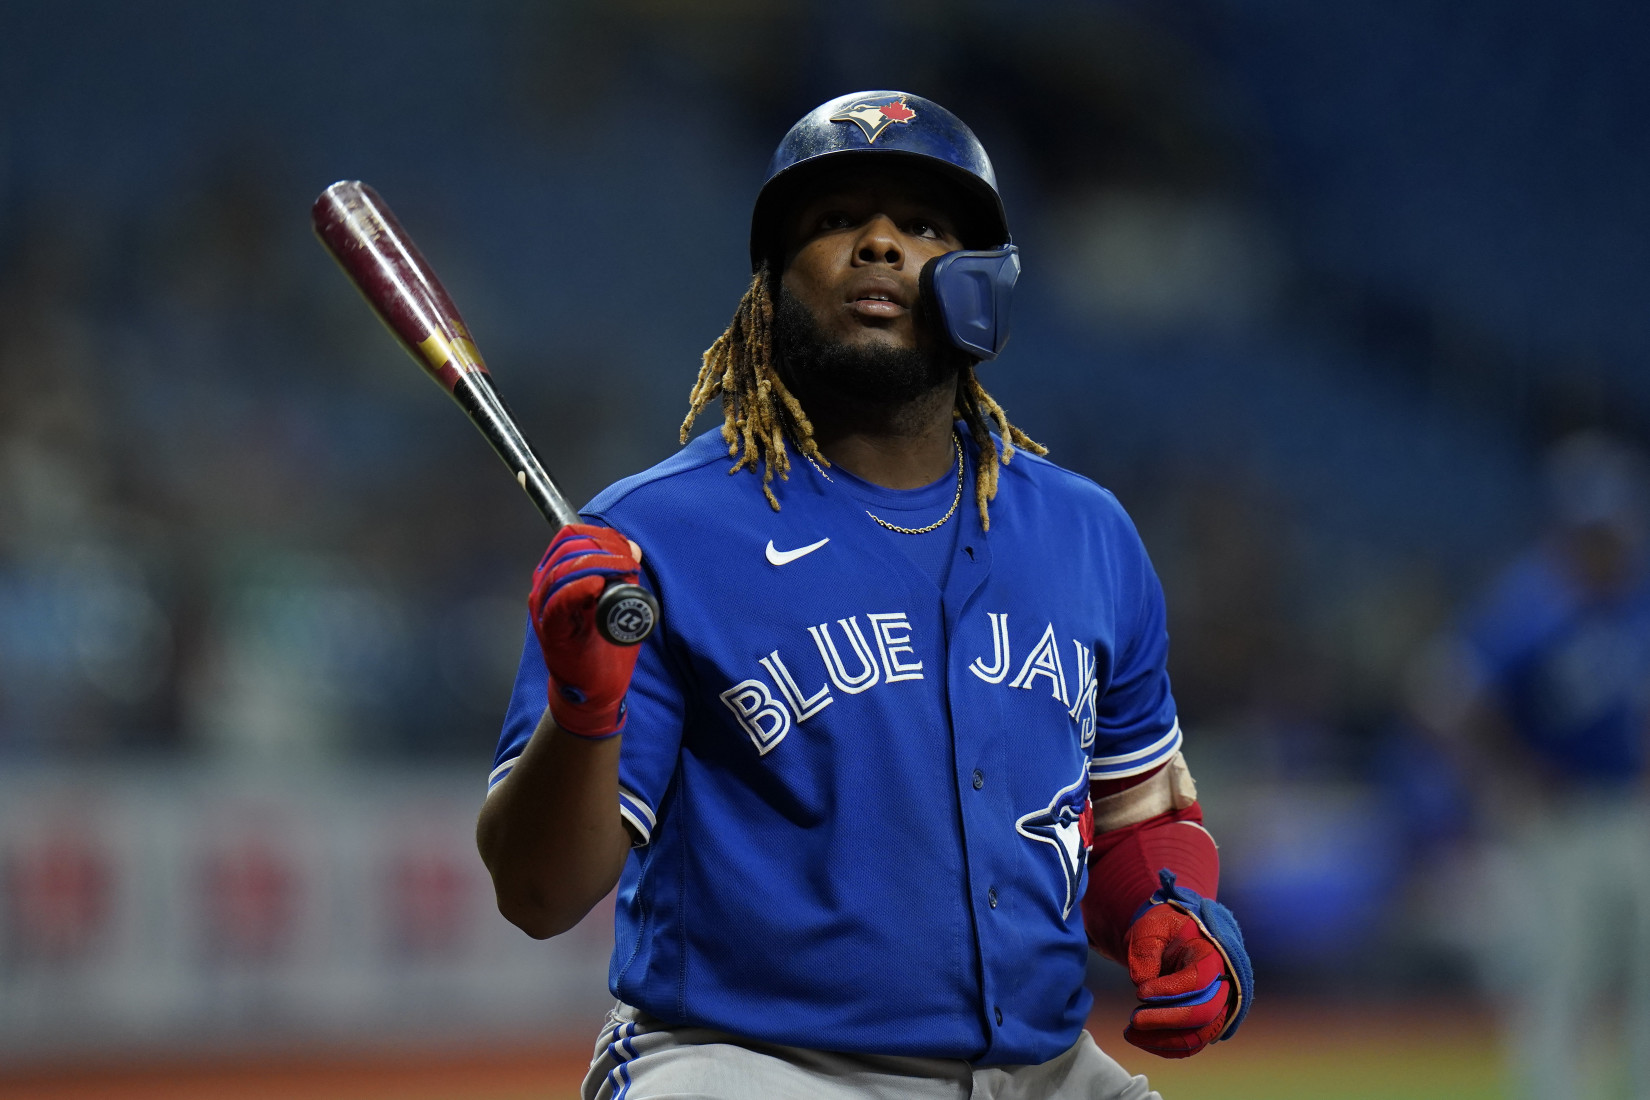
[312,180,658,646]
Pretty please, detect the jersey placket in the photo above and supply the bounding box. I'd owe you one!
[937,522,1017,1056]
[807,439,1021,1057]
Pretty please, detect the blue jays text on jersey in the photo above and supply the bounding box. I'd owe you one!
[492,428,1182,1066]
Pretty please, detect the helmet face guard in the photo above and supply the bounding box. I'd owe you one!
[752,91,1018,361]
[919,245,1020,362]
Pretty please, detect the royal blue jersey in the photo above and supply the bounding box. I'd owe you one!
[492,427,1181,1065]
[1463,547,1650,783]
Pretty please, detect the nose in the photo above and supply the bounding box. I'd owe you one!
[853,215,904,267]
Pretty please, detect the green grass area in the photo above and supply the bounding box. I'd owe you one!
[1093,998,1508,1100]
[1137,1045,1504,1100]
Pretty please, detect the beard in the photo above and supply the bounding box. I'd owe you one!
[772,287,961,408]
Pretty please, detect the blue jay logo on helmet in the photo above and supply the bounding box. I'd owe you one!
[828,95,918,144]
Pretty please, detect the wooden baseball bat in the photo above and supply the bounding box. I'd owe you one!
[311,180,658,646]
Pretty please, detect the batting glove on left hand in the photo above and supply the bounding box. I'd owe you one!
[1124,869,1253,1059]
[528,524,644,739]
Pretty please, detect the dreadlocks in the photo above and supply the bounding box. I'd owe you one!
[679,269,1045,530]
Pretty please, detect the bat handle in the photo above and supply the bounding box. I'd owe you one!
[595,582,659,646]
[449,374,658,646]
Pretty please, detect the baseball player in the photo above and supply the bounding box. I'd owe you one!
[1436,432,1650,1100]
[478,92,1252,1100]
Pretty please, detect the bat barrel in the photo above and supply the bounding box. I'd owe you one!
[312,179,659,646]
[312,180,488,396]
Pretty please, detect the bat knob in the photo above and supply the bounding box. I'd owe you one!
[595,583,658,646]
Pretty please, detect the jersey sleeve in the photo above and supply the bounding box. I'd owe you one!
[1088,525,1181,781]
[606,609,689,845]
[488,598,688,848]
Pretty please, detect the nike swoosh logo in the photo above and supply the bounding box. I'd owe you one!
[765,537,830,566]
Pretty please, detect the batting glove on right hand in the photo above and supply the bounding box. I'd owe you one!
[528,524,644,739]
[1124,869,1253,1059]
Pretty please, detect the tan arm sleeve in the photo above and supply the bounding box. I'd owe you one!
[1090,751,1198,832]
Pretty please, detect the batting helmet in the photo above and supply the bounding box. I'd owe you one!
[750,91,1020,361]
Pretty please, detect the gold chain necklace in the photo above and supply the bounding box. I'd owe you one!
[807,433,965,535]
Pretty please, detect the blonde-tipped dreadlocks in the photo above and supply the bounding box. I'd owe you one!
[679,269,1045,530]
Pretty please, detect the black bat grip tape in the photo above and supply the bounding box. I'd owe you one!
[595,583,659,646]
[447,375,660,647]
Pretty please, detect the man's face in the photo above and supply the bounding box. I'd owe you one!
[778,165,966,357]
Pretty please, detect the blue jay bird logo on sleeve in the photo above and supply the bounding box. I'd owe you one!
[1015,765,1095,919]
[829,95,917,143]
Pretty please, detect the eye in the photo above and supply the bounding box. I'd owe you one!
[908,219,943,240]
[818,210,854,231]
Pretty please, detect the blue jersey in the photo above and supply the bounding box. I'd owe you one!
[493,427,1181,1065]
[1463,547,1650,784]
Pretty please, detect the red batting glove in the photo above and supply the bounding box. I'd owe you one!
[1123,902,1234,1058]
[528,524,644,739]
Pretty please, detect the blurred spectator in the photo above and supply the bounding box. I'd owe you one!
[1419,431,1650,1099]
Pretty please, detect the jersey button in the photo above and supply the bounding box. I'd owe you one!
[994,1006,1004,1026]
[987,888,998,908]
[971,769,984,790]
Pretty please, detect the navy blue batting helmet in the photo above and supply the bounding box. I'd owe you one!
[750,91,1019,360]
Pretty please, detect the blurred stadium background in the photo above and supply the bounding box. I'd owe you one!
[1,1,1647,1097]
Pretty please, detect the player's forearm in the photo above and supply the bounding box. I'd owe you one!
[1084,804,1219,962]
[476,707,631,939]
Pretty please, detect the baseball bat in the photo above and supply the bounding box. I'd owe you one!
[311,180,658,646]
